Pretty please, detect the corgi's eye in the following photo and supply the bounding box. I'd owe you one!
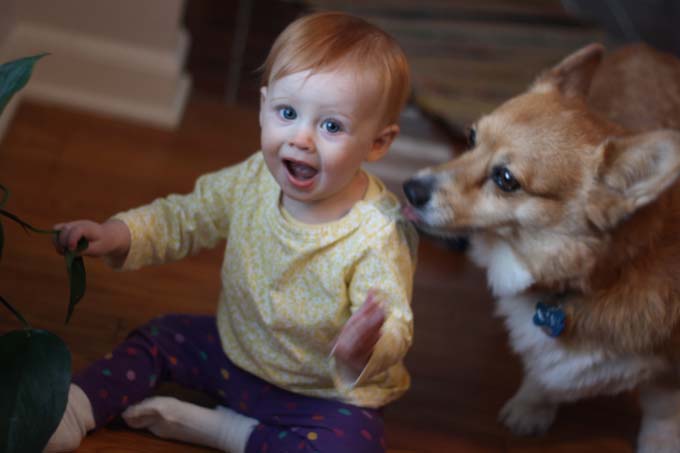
[492,166,520,192]
[467,127,476,148]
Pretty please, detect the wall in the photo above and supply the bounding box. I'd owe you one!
[0,0,191,141]
[0,0,16,43]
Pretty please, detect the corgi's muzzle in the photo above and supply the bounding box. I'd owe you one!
[403,176,435,208]
[402,175,469,251]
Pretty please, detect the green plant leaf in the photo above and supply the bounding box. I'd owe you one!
[0,184,9,208]
[0,208,56,235]
[0,53,48,117]
[0,329,71,453]
[64,238,88,324]
[0,295,30,330]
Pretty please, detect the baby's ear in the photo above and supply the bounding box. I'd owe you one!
[586,130,680,230]
[259,86,267,127]
[367,124,399,162]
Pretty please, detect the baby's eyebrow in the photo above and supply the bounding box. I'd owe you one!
[268,96,292,104]
[321,111,353,122]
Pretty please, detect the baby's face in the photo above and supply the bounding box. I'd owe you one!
[259,68,389,219]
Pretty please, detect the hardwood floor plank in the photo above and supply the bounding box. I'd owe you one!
[0,98,642,452]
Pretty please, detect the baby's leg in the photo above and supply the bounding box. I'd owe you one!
[125,341,387,453]
[44,384,94,452]
[45,314,226,451]
[122,397,257,452]
[246,387,386,453]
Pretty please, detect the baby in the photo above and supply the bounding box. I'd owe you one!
[47,11,417,453]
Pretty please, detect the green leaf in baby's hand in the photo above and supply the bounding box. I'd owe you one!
[0,54,48,116]
[64,238,88,324]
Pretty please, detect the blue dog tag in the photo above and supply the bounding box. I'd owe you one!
[533,302,566,337]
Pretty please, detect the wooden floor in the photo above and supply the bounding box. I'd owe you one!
[0,97,643,452]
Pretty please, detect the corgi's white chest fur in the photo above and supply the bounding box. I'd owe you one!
[470,237,668,400]
[468,237,534,298]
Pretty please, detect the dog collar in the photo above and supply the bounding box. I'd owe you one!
[533,301,566,337]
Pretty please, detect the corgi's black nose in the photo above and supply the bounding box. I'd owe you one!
[403,176,434,207]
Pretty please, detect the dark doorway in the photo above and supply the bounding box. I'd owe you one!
[183,0,309,106]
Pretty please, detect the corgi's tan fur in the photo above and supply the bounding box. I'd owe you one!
[403,43,680,452]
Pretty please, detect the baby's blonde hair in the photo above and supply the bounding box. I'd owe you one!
[260,11,410,125]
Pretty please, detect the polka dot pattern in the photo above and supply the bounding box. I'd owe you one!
[75,314,386,452]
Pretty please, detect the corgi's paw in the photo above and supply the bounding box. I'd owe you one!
[638,417,680,453]
[499,396,557,436]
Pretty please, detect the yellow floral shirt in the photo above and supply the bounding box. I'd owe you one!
[113,152,418,408]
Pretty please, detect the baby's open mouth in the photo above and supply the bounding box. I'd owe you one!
[284,159,318,181]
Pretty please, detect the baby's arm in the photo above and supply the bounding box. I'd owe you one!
[331,288,412,389]
[332,291,385,374]
[331,223,416,388]
[53,219,131,266]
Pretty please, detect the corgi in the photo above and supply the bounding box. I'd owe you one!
[403,43,680,453]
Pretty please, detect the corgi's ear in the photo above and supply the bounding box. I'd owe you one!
[366,124,399,162]
[532,43,604,98]
[586,130,680,230]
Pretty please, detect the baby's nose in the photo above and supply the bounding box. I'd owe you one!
[289,126,314,151]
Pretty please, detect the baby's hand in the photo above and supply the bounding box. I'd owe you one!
[332,291,385,373]
[53,219,130,260]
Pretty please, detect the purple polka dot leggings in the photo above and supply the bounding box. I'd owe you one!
[73,314,386,453]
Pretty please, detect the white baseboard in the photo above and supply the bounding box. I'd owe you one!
[25,72,192,128]
[0,21,192,135]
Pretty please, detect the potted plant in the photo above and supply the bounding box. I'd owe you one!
[0,54,88,453]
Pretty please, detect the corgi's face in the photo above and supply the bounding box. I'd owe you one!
[406,91,606,236]
[404,43,680,290]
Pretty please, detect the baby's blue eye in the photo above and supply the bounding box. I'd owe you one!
[279,107,297,120]
[322,120,342,133]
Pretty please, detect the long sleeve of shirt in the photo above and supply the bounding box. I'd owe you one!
[330,207,417,395]
[111,162,250,270]
[108,152,418,408]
